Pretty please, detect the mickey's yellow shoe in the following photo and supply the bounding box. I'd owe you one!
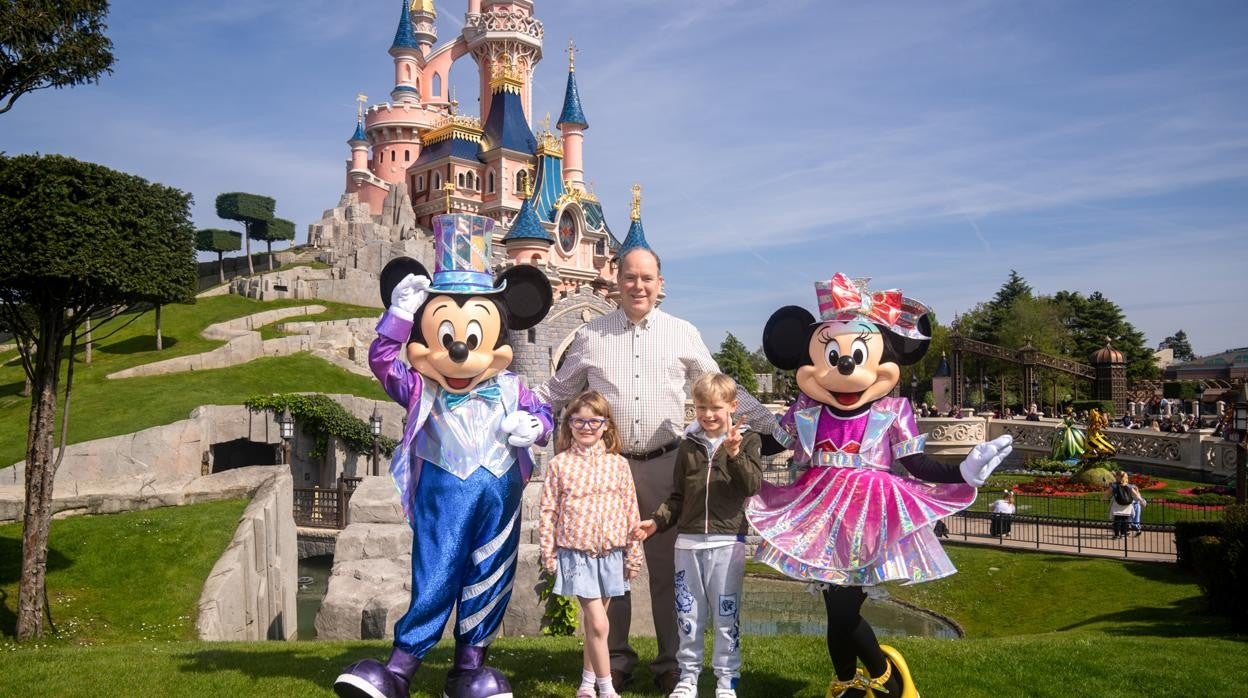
[878,645,919,698]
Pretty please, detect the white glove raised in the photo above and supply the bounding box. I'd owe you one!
[389,274,431,321]
[500,411,543,448]
[959,434,1014,486]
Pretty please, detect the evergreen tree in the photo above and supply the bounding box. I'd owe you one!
[714,333,758,394]
[0,0,114,115]
[215,192,276,276]
[1160,330,1196,362]
[1070,291,1156,379]
[195,228,242,284]
[963,270,1032,344]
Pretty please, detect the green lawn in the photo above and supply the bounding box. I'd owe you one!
[0,295,382,467]
[0,499,248,644]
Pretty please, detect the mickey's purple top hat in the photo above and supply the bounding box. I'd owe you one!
[431,213,503,294]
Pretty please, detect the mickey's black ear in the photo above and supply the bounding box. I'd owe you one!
[496,265,552,331]
[380,257,430,308]
[763,305,817,370]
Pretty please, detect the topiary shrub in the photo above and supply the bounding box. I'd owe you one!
[1075,467,1115,487]
[1181,506,1248,629]
[1174,520,1226,570]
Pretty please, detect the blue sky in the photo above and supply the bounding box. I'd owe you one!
[3,0,1246,358]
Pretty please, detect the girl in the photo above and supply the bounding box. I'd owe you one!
[538,391,643,698]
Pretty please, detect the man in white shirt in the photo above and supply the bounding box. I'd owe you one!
[537,248,776,693]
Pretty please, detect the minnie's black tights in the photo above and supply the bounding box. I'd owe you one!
[822,585,888,682]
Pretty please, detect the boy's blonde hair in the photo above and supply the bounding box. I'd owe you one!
[692,372,737,405]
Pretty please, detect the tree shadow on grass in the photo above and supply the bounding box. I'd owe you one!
[175,642,808,697]
[0,536,74,637]
[1056,595,1244,640]
[95,335,179,355]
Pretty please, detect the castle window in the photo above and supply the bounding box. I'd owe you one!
[433,172,442,190]
[390,150,396,162]
[432,73,442,97]
[466,171,475,190]
[515,170,527,193]
[457,172,465,188]
[527,328,536,343]
[487,171,496,194]
[405,150,411,162]
[595,238,606,256]
[417,174,425,191]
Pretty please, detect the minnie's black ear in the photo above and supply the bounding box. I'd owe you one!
[496,265,552,331]
[763,305,817,370]
[380,257,430,308]
[882,313,932,366]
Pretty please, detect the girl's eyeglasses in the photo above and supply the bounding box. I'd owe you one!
[568,417,608,431]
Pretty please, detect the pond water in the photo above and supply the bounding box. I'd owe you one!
[297,554,333,640]
[295,556,958,640]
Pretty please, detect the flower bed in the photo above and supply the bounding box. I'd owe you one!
[1012,474,1164,496]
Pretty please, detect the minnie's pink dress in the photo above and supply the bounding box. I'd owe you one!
[747,395,975,586]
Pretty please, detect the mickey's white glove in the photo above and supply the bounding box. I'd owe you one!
[959,434,1014,486]
[500,411,543,448]
[389,274,431,321]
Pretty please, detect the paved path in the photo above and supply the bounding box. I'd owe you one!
[941,515,1176,562]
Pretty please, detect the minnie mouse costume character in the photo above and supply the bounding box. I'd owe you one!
[746,273,1012,698]
[334,214,554,698]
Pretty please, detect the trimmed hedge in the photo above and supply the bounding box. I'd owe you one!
[195,228,241,253]
[215,192,275,223]
[252,217,295,242]
[1183,505,1248,629]
[1175,519,1225,570]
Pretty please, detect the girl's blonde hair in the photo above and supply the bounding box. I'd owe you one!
[555,390,622,454]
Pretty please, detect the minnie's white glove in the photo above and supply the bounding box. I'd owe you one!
[959,434,1014,486]
[500,411,543,448]
[390,274,431,321]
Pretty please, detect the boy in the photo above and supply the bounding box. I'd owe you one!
[633,373,764,698]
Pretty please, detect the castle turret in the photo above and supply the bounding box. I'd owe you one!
[464,0,543,124]
[348,118,370,179]
[391,1,435,102]
[617,184,652,255]
[557,40,588,191]
[503,179,553,265]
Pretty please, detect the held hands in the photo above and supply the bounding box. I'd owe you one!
[959,434,1014,486]
[631,519,657,541]
[389,274,431,321]
[625,566,638,581]
[724,416,746,458]
[500,411,543,447]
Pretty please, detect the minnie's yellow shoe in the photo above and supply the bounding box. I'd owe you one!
[825,668,870,698]
[878,645,919,698]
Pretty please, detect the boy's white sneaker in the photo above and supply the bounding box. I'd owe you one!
[668,680,697,698]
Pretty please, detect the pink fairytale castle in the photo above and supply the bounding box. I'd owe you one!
[300,0,655,387]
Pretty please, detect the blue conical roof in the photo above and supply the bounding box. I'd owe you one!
[391,0,419,51]
[557,69,588,129]
[349,120,367,143]
[618,217,650,253]
[503,196,553,243]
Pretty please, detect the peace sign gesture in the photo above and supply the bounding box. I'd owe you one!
[724,415,746,457]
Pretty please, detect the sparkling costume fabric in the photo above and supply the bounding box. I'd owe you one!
[369,309,552,656]
[746,395,975,586]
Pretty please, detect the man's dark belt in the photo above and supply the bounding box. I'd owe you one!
[624,441,679,461]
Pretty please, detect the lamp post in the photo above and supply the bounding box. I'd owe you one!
[1232,385,1248,505]
[910,375,918,403]
[1030,376,1040,417]
[1195,383,1205,424]
[278,408,294,466]
[369,405,383,477]
[962,375,969,411]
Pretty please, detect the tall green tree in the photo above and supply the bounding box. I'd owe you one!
[714,333,758,394]
[0,0,114,115]
[1070,291,1156,380]
[252,216,295,271]
[195,228,242,284]
[215,192,275,277]
[1160,330,1196,362]
[965,270,1032,344]
[0,154,196,640]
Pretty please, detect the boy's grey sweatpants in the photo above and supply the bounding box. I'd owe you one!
[673,542,745,689]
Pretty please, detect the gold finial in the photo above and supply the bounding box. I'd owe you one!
[443,181,456,214]
[410,0,436,16]
[567,39,578,72]
[630,183,642,221]
[356,92,368,121]
[540,112,551,134]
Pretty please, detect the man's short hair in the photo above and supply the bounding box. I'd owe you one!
[617,246,662,273]
[692,372,737,404]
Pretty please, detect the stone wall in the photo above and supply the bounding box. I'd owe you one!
[195,466,299,641]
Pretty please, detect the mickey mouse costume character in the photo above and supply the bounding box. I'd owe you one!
[334,214,554,698]
[746,273,1012,698]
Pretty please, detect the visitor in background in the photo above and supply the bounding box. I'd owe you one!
[989,490,1016,537]
[1107,471,1143,539]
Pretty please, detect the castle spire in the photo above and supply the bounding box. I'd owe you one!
[391,0,419,51]
[556,41,588,129]
[618,184,652,253]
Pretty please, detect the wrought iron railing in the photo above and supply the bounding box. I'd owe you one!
[292,477,363,529]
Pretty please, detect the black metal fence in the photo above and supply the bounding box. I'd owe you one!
[944,510,1177,558]
[292,477,362,529]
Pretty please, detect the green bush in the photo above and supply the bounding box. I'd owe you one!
[1181,505,1248,629]
[244,393,396,460]
[536,571,578,636]
[1075,467,1115,487]
[1163,382,1198,400]
[1025,457,1074,474]
[1175,520,1226,570]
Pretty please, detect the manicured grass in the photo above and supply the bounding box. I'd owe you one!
[0,499,248,644]
[0,294,382,467]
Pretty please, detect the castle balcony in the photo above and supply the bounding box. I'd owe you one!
[363,102,448,141]
[463,7,544,54]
